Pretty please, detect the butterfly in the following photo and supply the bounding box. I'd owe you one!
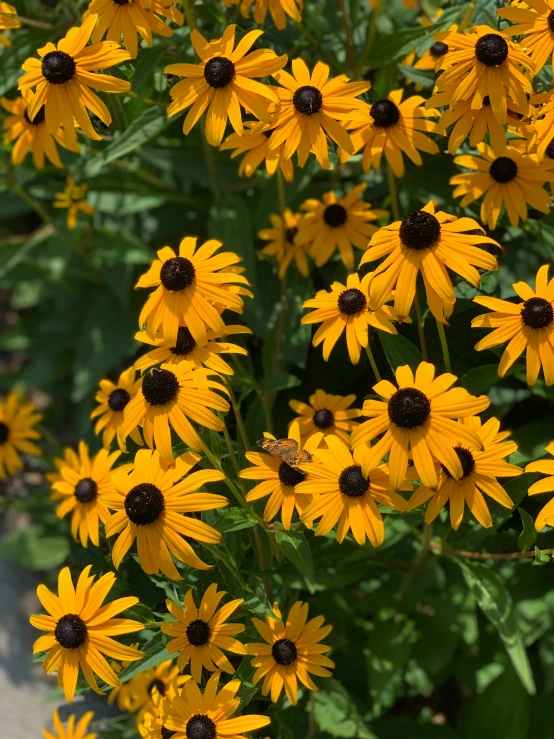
[256,437,312,466]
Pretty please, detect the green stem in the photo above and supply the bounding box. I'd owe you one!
[386,165,401,221]
[338,0,356,74]
[182,0,197,29]
[228,384,251,451]
[430,541,553,561]
[436,320,451,372]
[399,522,432,600]
[206,544,250,590]
[414,294,428,362]
[355,0,382,76]
[365,341,381,382]
[127,91,168,107]
[17,15,54,29]
[201,439,251,515]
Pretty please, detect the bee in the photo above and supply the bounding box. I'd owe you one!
[256,437,312,466]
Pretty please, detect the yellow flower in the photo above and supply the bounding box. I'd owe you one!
[104,448,227,577]
[162,583,246,681]
[88,0,184,58]
[247,601,334,705]
[526,441,554,529]
[296,434,411,546]
[0,2,19,46]
[258,209,311,279]
[54,176,95,231]
[124,660,190,722]
[43,708,96,739]
[91,366,142,451]
[301,272,402,364]
[499,0,554,74]
[165,24,286,146]
[30,566,143,702]
[296,184,387,270]
[341,89,442,176]
[50,440,120,547]
[220,120,295,182]
[361,201,500,324]
[0,391,41,479]
[289,389,362,446]
[1,91,80,168]
[472,264,554,386]
[406,416,521,529]
[265,58,370,169]
[18,15,131,144]
[351,362,490,490]
[223,0,302,30]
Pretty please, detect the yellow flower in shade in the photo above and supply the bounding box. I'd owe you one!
[301,272,403,365]
[296,434,411,546]
[165,24,286,146]
[0,2,19,45]
[430,25,533,124]
[136,237,249,347]
[223,0,302,30]
[526,442,554,529]
[499,0,554,74]
[30,566,144,702]
[54,176,95,231]
[44,709,96,739]
[472,264,554,386]
[18,15,131,144]
[361,201,500,325]
[91,367,142,452]
[412,38,449,72]
[1,91,80,169]
[527,91,554,160]
[451,143,554,229]
[289,389,362,446]
[161,583,247,682]
[239,422,323,530]
[351,362,491,490]
[137,690,169,739]
[104,448,227,578]
[258,209,311,279]
[164,672,271,738]
[107,642,141,711]
[124,660,190,721]
[220,121,295,182]
[88,0,184,59]
[247,601,334,705]
[340,90,442,176]
[265,59,370,170]
[120,365,229,464]
[50,441,120,547]
[0,391,41,479]
[134,323,250,377]
[406,416,521,529]
[296,184,387,270]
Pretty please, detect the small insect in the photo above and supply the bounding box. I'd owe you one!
[256,437,312,466]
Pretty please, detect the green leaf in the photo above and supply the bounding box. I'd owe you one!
[398,65,434,88]
[378,332,422,372]
[275,529,316,591]
[314,678,377,738]
[517,509,537,553]
[216,508,257,534]
[260,370,301,394]
[118,632,168,683]
[459,365,502,395]
[0,525,69,571]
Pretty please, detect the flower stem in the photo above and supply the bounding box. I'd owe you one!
[414,294,428,361]
[355,0,382,76]
[201,439,251,515]
[365,342,381,382]
[399,522,432,600]
[436,320,451,372]
[338,0,356,74]
[430,541,553,561]
[386,165,401,221]
[17,15,54,29]
[227,384,251,451]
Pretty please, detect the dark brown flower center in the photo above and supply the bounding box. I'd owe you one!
[54,614,87,649]
[148,678,166,696]
[442,446,475,479]
[125,483,165,525]
[113,0,130,4]
[430,41,448,57]
[338,288,367,315]
[108,387,130,412]
[142,368,179,406]
[475,33,508,66]
[293,85,323,115]
[204,56,235,88]
[272,637,297,665]
[24,105,46,125]
[545,138,554,159]
[74,478,98,504]
[388,388,431,429]
[313,408,334,429]
[548,9,554,33]
[160,256,196,291]
[186,618,211,646]
[489,156,517,183]
[186,715,216,739]
[278,461,305,487]
[521,297,554,329]
[161,728,176,739]
[42,50,76,84]
[323,204,348,228]
[0,422,9,444]
[171,327,197,356]
[285,226,298,244]
[338,464,369,497]
[370,99,400,127]
[399,210,441,250]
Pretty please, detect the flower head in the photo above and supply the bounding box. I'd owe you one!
[526,441,554,529]
[258,209,310,279]
[0,391,41,479]
[220,120,295,182]
[54,176,95,230]
[43,709,96,739]
[289,389,362,446]
[123,659,190,722]
[223,0,302,30]
[91,366,142,451]
[499,0,554,74]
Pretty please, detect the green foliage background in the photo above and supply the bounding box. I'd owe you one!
[2,0,554,737]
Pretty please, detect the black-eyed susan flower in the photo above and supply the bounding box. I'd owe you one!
[124,660,190,721]
[351,362,490,490]
[472,264,554,386]
[499,0,554,74]
[526,91,554,160]
[296,434,410,546]
[451,142,554,229]
[220,121,294,181]
[164,672,271,738]
[240,422,323,529]
[120,365,229,464]
[247,601,334,705]
[50,441,120,547]
[30,565,143,702]
[88,0,184,59]
[362,201,500,324]
[0,391,41,479]
[266,59,370,170]
[91,367,142,452]
[406,416,521,529]
[431,25,533,124]
[341,89,442,176]
[258,209,311,279]
[104,448,227,578]
[1,91,80,169]
[296,184,387,270]
[289,390,362,446]
[526,442,554,529]
[0,2,19,45]
[161,583,246,682]
[44,708,96,739]
[18,15,131,144]
[134,323,250,377]
[54,176,95,231]
[301,272,403,365]
[136,237,249,348]
[223,0,302,30]
[165,24,286,146]
[137,690,168,739]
